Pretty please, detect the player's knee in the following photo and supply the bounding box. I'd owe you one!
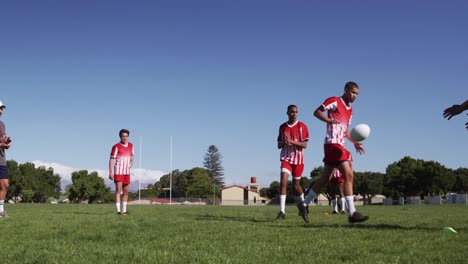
[0,181,8,190]
[344,173,354,181]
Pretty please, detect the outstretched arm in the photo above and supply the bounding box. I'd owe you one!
[443,100,468,120]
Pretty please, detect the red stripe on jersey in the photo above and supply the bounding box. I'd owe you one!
[277,121,309,165]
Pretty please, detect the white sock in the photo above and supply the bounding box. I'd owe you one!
[298,193,304,202]
[331,198,337,212]
[304,189,317,206]
[345,196,356,215]
[115,203,121,213]
[0,200,4,212]
[122,202,127,213]
[280,195,286,213]
[340,197,346,212]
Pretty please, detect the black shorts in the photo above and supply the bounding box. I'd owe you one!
[0,166,9,179]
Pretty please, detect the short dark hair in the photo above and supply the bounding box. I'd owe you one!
[119,129,130,137]
[287,104,297,112]
[345,81,359,91]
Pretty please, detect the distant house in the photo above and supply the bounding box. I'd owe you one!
[221,177,269,206]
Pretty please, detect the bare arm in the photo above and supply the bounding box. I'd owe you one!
[0,135,11,149]
[109,157,115,180]
[284,132,308,148]
[277,141,284,149]
[314,106,339,124]
[277,126,285,149]
[443,100,468,120]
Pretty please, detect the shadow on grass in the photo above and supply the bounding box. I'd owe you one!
[281,223,466,232]
[196,214,273,223]
[52,211,109,215]
[196,214,466,232]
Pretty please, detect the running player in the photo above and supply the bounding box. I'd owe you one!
[276,105,309,220]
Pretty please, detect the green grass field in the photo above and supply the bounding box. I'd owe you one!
[1,204,467,264]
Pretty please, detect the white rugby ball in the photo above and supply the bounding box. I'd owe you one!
[350,124,371,142]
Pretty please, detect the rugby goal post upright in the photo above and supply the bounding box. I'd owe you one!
[170,136,173,205]
[139,136,142,205]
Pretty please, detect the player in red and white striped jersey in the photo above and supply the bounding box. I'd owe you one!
[276,105,309,220]
[328,168,346,214]
[299,82,368,223]
[109,129,134,215]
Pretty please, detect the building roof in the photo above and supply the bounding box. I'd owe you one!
[222,185,258,193]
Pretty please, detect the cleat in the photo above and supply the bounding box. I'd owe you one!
[122,212,128,216]
[117,212,122,215]
[0,211,9,218]
[296,202,309,223]
[341,211,346,215]
[331,211,338,214]
[276,211,286,220]
[348,212,369,223]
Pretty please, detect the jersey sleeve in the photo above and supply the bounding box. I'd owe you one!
[322,97,338,111]
[302,123,309,141]
[277,124,284,142]
[110,145,118,158]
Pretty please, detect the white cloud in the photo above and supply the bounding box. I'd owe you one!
[31,160,165,190]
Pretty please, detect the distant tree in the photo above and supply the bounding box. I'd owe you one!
[67,170,112,203]
[259,188,269,198]
[452,168,468,193]
[384,156,424,198]
[154,167,218,198]
[266,181,280,199]
[156,169,186,198]
[15,162,61,203]
[203,145,225,188]
[384,156,457,197]
[310,166,323,179]
[354,171,384,205]
[416,161,455,196]
[21,189,35,203]
[6,160,21,201]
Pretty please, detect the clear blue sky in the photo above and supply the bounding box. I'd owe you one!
[1,0,467,189]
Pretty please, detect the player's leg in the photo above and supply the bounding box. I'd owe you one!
[338,182,346,213]
[0,179,9,217]
[304,165,334,206]
[297,165,334,223]
[277,161,292,219]
[122,182,130,215]
[0,166,10,218]
[292,164,305,202]
[330,185,338,214]
[337,161,368,222]
[115,181,122,214]
[276,170,289,219]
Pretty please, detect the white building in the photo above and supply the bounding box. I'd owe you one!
[221,177,269,206]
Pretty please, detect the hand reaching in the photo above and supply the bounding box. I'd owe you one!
[443,104,464,120]
[354,142,365,155]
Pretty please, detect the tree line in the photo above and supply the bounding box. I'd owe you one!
[4,145,225,203]
[4,154,468,204]
[261,156,468,204]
